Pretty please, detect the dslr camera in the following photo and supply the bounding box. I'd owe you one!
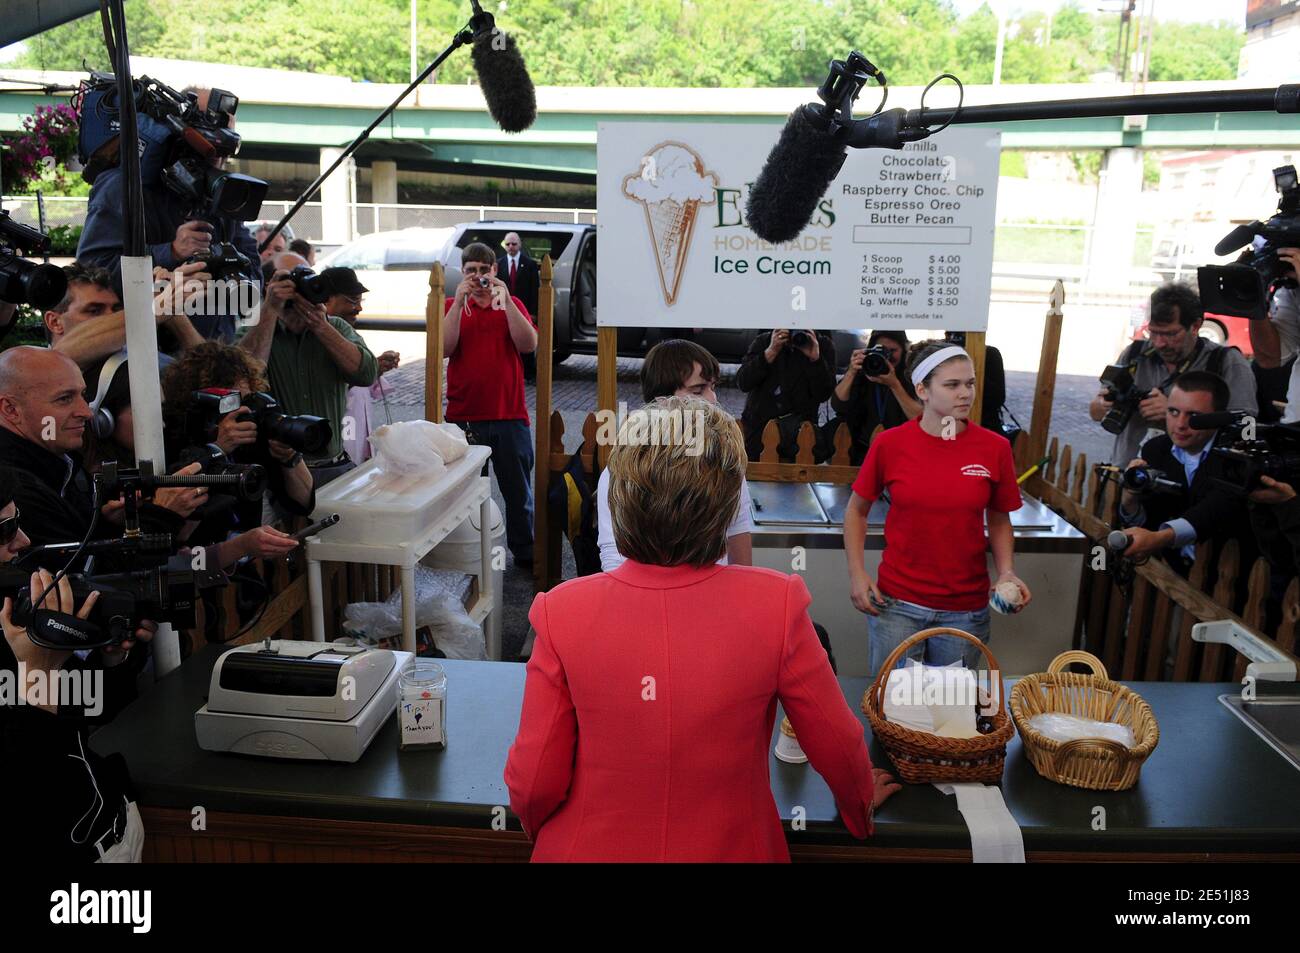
[1097,363,1147,435]
[1199,164,1300,320]
[287,265,331,305]
[188,388,332,457]
[863,345,892,377]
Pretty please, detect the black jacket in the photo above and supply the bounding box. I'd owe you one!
[829,372,916,465]
[0,683,139,862]
[497,252,541,317]
[735,332,836,460]
[1123,433,1253,571]
[0,426,185,562]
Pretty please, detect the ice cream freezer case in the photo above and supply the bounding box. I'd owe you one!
[745,481,1089,678]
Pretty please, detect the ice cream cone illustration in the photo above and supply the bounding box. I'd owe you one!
[622,142,717,306]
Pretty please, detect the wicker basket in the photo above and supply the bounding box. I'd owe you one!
[1009,651,1159,791]
[860,627,1014,784]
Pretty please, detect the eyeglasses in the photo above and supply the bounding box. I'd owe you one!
[1145,324,1188,342]
[0,506,21,546]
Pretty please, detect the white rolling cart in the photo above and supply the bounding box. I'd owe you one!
[302,445,500,659]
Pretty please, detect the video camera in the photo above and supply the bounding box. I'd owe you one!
[0,458,245,649]
[0,554,226,650]
[1097,362,1147,435]
[0,210,68,310]
[187,389,332,457]
[1119,464,1184,497]
[1198,164,1300,320]
[75,72,267,221]
[1189,410,1300,495]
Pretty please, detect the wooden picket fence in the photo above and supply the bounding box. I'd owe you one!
[1024,437,1299,682]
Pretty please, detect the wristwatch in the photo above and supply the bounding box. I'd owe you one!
[283,451,304,468]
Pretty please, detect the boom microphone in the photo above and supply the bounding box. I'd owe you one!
[745,106,848,244]
[471,21,537,133]
[1214,223,1259,258]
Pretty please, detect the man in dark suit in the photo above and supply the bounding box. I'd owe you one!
[1116,370,1251,575]
[498,232,540,381]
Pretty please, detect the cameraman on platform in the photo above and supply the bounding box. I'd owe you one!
[1090,284,1257,465]
[76,89,261,344]
[736,327,836,462]
[1114,372,1252,576]
[237,253,378,487]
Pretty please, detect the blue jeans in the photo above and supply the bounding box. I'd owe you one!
[867,597,991,677]
[451,419,535,561]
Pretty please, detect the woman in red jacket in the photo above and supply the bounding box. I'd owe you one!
[505,396,899,862]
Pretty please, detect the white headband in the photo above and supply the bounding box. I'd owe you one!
[910,345,971,389]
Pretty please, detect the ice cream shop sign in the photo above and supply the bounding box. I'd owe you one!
[597,122,1001,333]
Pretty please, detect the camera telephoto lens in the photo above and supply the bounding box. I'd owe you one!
[264,413,331,455]
[864,346,892,377]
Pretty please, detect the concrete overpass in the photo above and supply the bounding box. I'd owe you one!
[2,59,1297,182]
[2,58,1296,273]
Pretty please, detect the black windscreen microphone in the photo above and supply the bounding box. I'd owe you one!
[470,12,537,134]
[1213,223,1258,257]
[744,106,847,244]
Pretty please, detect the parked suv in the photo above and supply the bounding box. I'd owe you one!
[323,220,865,369]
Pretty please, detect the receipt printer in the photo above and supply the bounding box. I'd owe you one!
[195,639,412,762]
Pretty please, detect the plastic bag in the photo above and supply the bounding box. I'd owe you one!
[882,658,979,738]
[1026,713,1136,748]
[369,420,468,476]
[342,566,486,660]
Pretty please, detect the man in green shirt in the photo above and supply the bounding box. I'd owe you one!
[237,253,377,486]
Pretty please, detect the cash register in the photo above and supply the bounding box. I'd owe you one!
[195,638,412,763]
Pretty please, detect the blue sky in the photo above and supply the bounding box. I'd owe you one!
[950,0,1246,24]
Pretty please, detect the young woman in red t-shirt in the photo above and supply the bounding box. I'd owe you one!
[843,341,1033,674]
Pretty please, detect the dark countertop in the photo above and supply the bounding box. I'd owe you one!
[92,647,1300,855]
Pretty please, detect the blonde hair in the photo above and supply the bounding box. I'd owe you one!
[606,396,746,568]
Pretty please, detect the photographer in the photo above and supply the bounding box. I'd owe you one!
[76,90,261,343]
[77,349,304,566]
[736,328,836,462]
[1114,372,1252,576]
[1247,247,1300,423]
[443,242,538,568]
[319,266,400,465]
[825,330,920,465]
[1089,284,1257,464]
[45,262,207,370]
[253,221,294,265]
[0,347,205,554]
[0,465,155,862]
[237,253,378,486]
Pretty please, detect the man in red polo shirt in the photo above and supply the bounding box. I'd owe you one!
[444,242,539,568]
